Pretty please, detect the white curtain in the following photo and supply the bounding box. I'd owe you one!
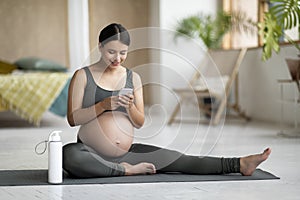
[68,0,90,71]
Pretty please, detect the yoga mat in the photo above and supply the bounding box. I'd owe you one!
[0,169,279,186]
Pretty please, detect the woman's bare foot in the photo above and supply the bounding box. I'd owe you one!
[120,162,156,176]
[240,148,271,176]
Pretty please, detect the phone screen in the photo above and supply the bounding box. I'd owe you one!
[119,88,133,96]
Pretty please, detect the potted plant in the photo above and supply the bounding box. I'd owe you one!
[175,11,256,49]
[259,0,300,97]
[259,0,300,61]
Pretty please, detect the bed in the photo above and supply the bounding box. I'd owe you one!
[0,58,70,126]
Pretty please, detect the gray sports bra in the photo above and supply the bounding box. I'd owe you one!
[82,67,133,113]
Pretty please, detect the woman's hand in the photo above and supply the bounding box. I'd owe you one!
[100,96,120,111]
[118,94,134,109]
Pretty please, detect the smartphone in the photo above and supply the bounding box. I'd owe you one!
[119,88,133,96]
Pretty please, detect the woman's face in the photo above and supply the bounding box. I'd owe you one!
[100,40,128,68]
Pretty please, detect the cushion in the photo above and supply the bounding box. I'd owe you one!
[14,57,67,72]
[0,60,18,74]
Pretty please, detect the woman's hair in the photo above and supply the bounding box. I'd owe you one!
[98,23,130,46]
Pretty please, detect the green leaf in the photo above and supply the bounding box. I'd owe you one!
[174,11,257,49]
[259,12,284,60]
[260,0,300,60]
[292,9,299,27]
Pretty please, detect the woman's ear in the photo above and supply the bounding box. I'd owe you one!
[98,43,102,51]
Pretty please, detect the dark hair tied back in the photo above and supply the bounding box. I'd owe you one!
[99,23,130,46]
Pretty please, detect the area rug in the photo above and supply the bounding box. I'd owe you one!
[0,169,279,186]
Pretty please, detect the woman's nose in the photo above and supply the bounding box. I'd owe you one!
[114,54,121,62]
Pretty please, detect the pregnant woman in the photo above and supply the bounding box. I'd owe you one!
[63,23,271,178]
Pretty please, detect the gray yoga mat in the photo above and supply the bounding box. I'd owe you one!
[0,169,279,186]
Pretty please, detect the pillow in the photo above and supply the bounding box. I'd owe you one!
[0,60,18,74]
[14,57,67,72]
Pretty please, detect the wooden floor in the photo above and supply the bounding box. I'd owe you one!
[0,111,299,200]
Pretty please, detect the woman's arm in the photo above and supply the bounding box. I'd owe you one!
[67,69,119,126]
[67,69,100,126]
[120,72,145,128]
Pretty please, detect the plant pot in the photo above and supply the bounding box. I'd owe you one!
[285,58,300,82]
[285,58,300,101]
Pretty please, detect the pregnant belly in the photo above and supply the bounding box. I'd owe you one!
[78,111,134,157]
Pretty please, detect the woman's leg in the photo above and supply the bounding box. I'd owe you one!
[63,142,271,177]
[63,143,125,178]
[119,143,238,174]
[120,143,270,175]
[162,154,240,174]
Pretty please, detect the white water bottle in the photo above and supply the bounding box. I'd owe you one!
[48,131,63,184]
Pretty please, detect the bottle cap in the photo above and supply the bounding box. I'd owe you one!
[49,131,61,142]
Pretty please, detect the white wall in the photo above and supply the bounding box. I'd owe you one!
[159,0,220,29]
[239,45,299,125]
[151,0,220,113]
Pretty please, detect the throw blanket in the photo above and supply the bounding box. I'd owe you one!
[0,72,69,125]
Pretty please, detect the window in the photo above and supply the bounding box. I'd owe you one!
[222,0,265,49]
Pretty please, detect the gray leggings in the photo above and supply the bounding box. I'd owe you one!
[63,142,240,178]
